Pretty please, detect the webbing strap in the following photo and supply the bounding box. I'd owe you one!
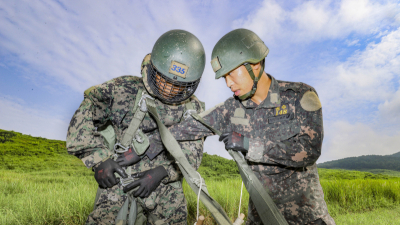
[238,64,264,101]
[145,98,232,225]
[121,91,147,148]
[115,196,137,225]
[190,113,289,225]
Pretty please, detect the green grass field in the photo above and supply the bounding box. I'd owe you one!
[2,130,400,224]
[2,168,400,225]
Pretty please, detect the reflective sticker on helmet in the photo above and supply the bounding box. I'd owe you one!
[211,57,221,72]
[169,61,188,78]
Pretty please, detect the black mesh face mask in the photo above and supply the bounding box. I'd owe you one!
[147,63,200,104]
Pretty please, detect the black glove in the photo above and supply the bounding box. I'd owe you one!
[219,132,249,153]
[123,166,168,197]
[115,148,141,167]
[94,158,128,189]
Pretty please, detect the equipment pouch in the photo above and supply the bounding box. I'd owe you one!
[132,129,150,156]
[137,188,158,210]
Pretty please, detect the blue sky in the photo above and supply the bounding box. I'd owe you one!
[1,0,399,163]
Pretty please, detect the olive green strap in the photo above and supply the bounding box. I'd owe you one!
[190,113,289,225]
[116,197,135,225]
[239,64,264,100]
[98,124,116,152]
[145,98,232,225]
[120,90,148,149]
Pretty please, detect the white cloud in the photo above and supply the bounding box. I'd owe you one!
[345,39,360,46]
[378,89,400,124]
[317,28,400,119]
[234,0,400,44]
[319,120,400,163]
[232,0,287,44]
[0,0,226,93]
[1,0,399,163]
[0,96,69,140]
[0,0,237,110]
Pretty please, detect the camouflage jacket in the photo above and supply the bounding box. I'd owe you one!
[66,75,205,183]
[168,74,334,224]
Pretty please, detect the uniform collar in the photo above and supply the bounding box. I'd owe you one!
[241,74,281,109]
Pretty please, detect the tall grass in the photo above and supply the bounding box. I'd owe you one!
[0,170,97,225]
[322,179,400,216]
[2,169,400,224]
[183,177,249,224]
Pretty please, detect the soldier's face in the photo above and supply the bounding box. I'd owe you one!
[224,65,254,96]
[155,74,185,99]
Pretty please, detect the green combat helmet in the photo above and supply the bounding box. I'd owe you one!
[211,28,269,100]
[145,29,205,104]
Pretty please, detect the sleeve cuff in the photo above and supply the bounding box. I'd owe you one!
[246,138,267,162]
[81,148,113,169]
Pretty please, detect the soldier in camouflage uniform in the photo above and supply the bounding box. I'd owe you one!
[165,29,336,224]
[66,30,206,225]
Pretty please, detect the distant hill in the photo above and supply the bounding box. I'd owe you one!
[0,129,239,178]
[4,128,400,179]
[391,152,400,157]
[0,129,85,172]
[318,152,400,173]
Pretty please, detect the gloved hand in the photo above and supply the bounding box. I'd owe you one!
[219,132,249,153]
[94,158,128,189]
[115,148,141,167]
[123,166,168,197]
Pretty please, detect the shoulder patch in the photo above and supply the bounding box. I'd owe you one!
[84,85,98,97]
[300,91,322,111]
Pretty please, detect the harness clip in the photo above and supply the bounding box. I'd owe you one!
[120,176,135,187]
[183,109,196,120]
[114,143,129,154]
[138,94,154,112]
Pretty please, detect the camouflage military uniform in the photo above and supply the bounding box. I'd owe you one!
[168,74,335,225]
[67,59,205,224]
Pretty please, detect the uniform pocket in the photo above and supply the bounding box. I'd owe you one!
[168,180,182,189]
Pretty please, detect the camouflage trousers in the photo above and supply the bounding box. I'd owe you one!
[86,181,187,225]
[246,164,336,225]
[247,198,330,225]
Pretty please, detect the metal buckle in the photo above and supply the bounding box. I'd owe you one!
[114,143,129,154]
[138,93,154,112]
[135,129,144,143]
[120,176,135,187]
[183,109,196,120]
[111,153,119,160]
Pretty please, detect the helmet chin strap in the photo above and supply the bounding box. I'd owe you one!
[238,63,264,100]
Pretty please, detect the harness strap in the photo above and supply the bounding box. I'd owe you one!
[238,63,264,101]
[145,97,232,225]
[115,195,138,225]
[118,90,149,151]
[190,113,289,225]
[113,89,207,225]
